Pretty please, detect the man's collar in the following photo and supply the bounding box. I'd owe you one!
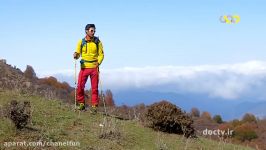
[85,35,94,42]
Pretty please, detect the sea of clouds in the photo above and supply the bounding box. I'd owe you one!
[38,60,266,101]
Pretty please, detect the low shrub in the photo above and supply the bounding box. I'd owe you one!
[145,100,195,138]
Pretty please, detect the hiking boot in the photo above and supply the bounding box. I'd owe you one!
[90,105,98,115]
[78,103,85,111]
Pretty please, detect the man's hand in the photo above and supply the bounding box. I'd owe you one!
[94,62,100,73]
[94,62,99,67]
[95,62,100,73]
[73,52,79,59]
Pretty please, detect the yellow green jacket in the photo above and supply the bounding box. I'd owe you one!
[75,37,104,68]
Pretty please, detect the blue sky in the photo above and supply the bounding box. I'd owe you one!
[1,0,266,103]
[1,0,266,71]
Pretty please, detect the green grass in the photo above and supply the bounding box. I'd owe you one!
[0,91,254,150]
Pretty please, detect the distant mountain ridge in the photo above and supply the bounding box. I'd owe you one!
[114,89,266,120]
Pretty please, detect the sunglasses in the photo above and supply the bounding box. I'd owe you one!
[89,29,95,33]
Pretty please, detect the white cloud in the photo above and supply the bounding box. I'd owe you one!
[39,60,266,100]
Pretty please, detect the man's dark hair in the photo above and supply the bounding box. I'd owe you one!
[85,24,96,30]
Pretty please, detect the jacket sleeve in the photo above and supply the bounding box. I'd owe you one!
[97,41,104,65]
[75,39,82,55]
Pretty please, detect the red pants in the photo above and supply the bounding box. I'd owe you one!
[76,68,99,106]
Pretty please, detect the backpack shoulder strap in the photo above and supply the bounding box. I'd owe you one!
[94,37,100,45]
[81,38,87,48]
[81,38,87,56]
[93,36,100,54]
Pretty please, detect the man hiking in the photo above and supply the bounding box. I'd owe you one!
[73,24,104,113]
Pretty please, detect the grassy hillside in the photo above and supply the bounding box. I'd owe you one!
[0,91,254,150]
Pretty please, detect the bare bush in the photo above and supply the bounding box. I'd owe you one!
[5,100,31,129]
[145,100,195,138]
[99,118,122,141]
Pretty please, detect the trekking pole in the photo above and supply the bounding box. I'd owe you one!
[98,67,108,116]
[97,67,108,128]
[74,59,77,111]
